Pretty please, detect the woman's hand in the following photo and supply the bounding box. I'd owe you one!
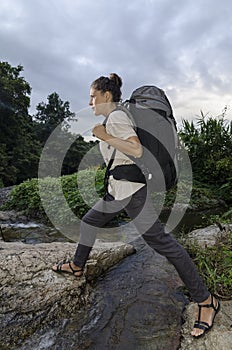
[92,124,108,140]
[92,124,143,158]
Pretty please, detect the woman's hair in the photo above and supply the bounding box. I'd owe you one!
[91,73,122,102]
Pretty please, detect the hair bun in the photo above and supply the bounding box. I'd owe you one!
[109,73,122,88]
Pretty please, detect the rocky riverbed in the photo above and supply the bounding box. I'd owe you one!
[0,230,186,350]
[0,204,231,349]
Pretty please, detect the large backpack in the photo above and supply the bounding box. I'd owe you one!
[106,85,179,192]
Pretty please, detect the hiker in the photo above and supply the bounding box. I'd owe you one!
[52,73,220,338]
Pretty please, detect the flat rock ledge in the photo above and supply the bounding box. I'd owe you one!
[0,240,135,349]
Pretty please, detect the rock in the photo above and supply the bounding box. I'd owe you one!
[184,224,232,248]
[0,186,14,207]
[180,301,232,350]
[0,240,135,348]
[0,224,72,244]
[69,238,186,350]
[0,210,28,224]
[180,224,232,349]
[9,237,187,350]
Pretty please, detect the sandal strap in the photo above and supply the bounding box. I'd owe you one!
[68,262,83,275]
[194,321,210,331]
[194,320,210,328]
[56,260,64,271]
[198,295,218,312]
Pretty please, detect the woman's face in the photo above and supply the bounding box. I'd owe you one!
[89,87,112,116]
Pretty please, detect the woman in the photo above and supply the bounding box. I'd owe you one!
[52,73,220,338]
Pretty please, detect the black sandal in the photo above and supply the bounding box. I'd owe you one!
[52,261,83,277]
[193,294,220,338]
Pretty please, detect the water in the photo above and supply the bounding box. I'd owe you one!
[1,206,224,245]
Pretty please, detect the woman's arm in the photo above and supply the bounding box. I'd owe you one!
[92,124,143,158]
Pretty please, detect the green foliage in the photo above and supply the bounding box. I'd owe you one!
[0,61,100,186]
[216,177,232,203]
[0,61,31,114]
[4,168,106,224]
[32,88,100,178]
[0,178,4,189]
[3,178,43,217]
[204,207,232,225]
[183,231,232,298]
[62,136,100,176]
[179,111,232,188]
[0,61,41,185]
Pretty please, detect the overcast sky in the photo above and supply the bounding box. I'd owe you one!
[1,0,232,135]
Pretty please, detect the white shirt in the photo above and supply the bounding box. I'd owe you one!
[99,110,145,200]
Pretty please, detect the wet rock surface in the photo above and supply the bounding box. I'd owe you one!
[0,239,136,349]
[0,236,186,350]
[39,239,186,350]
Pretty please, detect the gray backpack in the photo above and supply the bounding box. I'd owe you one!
[106,85,179,192]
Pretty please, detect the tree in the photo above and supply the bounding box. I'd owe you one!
[0,62,100,186]
[33,92,76,144]
[62,136,100,175]
[0,61,40,186]
[33,92,100,177]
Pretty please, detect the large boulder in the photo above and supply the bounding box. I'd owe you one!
[0,240,135,348]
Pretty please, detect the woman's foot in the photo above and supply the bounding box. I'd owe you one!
[191,294,220,338]
[52,261,83,277]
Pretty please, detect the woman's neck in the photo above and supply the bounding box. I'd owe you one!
[104,102,117,116]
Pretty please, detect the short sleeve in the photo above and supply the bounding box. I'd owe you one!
[106,110,137,140]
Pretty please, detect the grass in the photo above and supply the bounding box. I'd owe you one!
[180,228,232,299]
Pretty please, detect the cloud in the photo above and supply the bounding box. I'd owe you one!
[1,0,232,132]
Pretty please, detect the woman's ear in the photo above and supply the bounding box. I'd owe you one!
[105,91,112,102]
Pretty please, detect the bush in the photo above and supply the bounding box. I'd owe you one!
[4,178,42,216]
[4,168,106,224]
[179,112,232,187]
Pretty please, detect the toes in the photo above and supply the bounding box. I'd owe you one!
[52,262,67,272]
[52,264,59,271]
[191,329,203,337]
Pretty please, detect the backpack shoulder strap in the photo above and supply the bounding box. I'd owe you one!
[104,148,116,193]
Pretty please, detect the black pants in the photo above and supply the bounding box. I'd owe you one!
[73,186,209,303]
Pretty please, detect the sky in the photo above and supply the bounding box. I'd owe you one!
[1,0,232,135]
